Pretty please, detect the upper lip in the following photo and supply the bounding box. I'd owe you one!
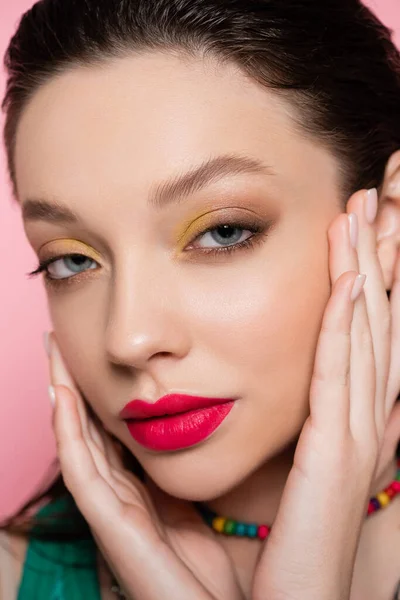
[119,393,235,420]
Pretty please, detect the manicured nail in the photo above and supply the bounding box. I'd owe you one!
[365,188,378,224]
[48,385,56,407]
[350,273,367,301]
[348,213,358,249]
[43,332,51,357]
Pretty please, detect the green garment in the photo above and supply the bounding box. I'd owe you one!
[17,496,101,600]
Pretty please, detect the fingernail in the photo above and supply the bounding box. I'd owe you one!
[48,385,56,408]
[350,273,367,302]
[348,213,358,248]
[43,332,51,357]
[365,188,378,224]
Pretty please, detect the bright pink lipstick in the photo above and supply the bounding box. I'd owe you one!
[119,394,235,452]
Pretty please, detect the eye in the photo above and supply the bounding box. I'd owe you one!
[47,254,98,279]
[28,253,98,282]
[190,224,254,249]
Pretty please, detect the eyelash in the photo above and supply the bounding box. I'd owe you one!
[27,220,270,288]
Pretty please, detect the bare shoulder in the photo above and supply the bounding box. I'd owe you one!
[0,530,29,600]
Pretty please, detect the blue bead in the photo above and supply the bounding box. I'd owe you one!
[235,523,246,536]
[247,524,258,538]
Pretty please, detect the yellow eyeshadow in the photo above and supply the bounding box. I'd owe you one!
[39,239,101,262]
[175,213,218,251]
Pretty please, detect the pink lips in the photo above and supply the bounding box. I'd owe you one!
[119,393,235,452]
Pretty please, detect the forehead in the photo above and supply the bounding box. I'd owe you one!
[16,54,288,191]
[14,52,335,213]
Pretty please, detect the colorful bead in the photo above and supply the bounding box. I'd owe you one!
[194,459,400,539]
[257,525,270,540]
[224,520,236,535]
[391,480,400,492]
[385,485,396,499]
[247,524,258,538]
[235,523,246,536]
[212,517,226,533]
[376,492,390,507]
[368,498,381,514]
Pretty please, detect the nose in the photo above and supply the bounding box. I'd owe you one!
[105,262,190,371]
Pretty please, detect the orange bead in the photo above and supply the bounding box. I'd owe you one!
[212,517,226,533]
[376,492,390,507]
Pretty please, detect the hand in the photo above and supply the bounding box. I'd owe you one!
[47,335,244,600]
[253,188,400,600]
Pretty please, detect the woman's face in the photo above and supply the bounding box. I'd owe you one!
[15,53,342,500]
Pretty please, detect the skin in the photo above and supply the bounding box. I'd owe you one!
[13,52,400,598]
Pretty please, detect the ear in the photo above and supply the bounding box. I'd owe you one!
[376,150,400,290]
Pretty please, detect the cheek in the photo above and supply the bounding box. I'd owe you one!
[184,239,331,393]
[47,284,106,392]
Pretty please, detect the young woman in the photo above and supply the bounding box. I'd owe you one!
[1,0,400,598]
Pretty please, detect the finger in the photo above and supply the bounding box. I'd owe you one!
[309,270,363,434]
[84,412,153,509]
[348,280,376,440]
[327,207,375,434]
[48,338,143,501]
[89,416,126,471]
[52,384,122,522]
[85,407,122,467]
[387,249,400,410]
[49,334,91,441]
[49,336,123,489]
[347,188,391,432]
[328,210,360,285]
[49,334,126,478]
[87,417,133,485]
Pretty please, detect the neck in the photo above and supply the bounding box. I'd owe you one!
[205,441,297,526]
[203,444,399,526]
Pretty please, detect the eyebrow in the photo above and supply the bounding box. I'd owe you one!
[22,154,274,223]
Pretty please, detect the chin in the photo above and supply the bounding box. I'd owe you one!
[134,442,267,502]
[149,473,240,502]
[120,412,302,501]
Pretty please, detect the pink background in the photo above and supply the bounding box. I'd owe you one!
[0,0,399,520]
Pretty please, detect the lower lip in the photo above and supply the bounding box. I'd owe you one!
[125,401,234,451]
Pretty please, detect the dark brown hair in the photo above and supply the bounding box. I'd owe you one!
[2,0,400,543]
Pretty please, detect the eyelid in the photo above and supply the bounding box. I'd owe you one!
[176,207,265,249]
[38,239,102,263]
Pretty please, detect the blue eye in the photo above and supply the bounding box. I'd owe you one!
[28,253,98,282]
[192,225,254,249]
[47,255,98,279]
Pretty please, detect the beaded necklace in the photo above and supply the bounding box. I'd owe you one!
[110,458,400,596]
[194,458,400,541]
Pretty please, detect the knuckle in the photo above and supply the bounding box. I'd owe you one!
[311,361,350,390]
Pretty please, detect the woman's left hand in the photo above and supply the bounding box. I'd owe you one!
[253,188,400,600]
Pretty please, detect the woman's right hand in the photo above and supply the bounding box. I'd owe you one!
[253,188,400,600]
[48,334,244,600]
